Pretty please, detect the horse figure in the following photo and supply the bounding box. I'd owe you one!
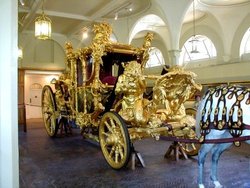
[196,85,250,188]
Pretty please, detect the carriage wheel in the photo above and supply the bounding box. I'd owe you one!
[41,85,58,137]
[185,108,197,118]
[99,112,131,169]
[180,140,200,156]
[180,108,200,156]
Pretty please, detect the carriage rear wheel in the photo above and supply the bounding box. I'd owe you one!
[41,85,59,137]
[99,112,131,169]
[179,108,200,156]
[185,108,197,118]
[180,139,200,156]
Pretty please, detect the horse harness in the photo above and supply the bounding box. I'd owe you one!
[199,85,250,146]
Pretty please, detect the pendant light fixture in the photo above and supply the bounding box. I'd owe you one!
[35,0,52,40]
[190,0,199,53]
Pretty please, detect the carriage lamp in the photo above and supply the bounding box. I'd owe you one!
[35,0,51,40]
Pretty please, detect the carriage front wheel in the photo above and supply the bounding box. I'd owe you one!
[41,85,59,137]
[99,112,131,169]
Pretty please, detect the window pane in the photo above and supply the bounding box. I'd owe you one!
[240,28,250,55]
[146,47,165,68]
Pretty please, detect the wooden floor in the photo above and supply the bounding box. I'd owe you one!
[19,119,250,188]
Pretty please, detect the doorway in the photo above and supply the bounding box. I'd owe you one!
[24,70,60,119]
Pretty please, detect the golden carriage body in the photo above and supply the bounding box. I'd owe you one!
[41,23,201,169]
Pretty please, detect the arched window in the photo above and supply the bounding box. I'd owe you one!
[179,35,217,65]
[146,47,165,68]
[240,28,250,56]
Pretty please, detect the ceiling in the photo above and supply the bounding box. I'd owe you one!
[199,0,250,6]
[18,0,151,37]
[18,0,250,39]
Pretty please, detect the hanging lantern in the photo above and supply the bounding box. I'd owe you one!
[190,36,199,54]
[189,0,200,54]
[35,1,51,40]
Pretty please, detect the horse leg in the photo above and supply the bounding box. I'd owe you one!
[198,143,214,188]
[245,140,250,144]
[210,143,232,188]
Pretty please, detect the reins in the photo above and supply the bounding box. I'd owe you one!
[162,135,250,144]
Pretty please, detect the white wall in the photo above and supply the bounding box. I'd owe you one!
[188,61,250,84]
[0,0,19,187]
[19,33,66,70]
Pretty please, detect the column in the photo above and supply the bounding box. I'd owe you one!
[168,50,181,66]
[0,0,19,187]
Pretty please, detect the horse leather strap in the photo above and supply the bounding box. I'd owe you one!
[162,135,250,144]
[243,124,250,130]
[208,123,250,130]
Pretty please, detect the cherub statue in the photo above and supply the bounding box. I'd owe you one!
[115,61,152,126]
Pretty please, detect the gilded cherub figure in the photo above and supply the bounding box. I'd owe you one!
[115,61,152,126]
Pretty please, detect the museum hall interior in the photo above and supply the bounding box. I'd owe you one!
[0,0,250,187]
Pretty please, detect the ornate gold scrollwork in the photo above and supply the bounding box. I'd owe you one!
[42,22,203,168]
[115,61,201,140]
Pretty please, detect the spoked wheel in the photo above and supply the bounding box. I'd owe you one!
[181,141,200,156]
[180,129,200,156]
[41,85,58,137]
[180,108,200,156]
[185,108,197,118]
[99,112,131,170]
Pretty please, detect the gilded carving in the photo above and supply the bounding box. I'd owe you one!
[115,61,202,139]
[42,22,202,169]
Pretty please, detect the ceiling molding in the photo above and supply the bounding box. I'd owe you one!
[41,10,92,21]
[199,0,250,7]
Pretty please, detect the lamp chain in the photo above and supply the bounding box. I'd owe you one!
[42,0,45,14]
[193,0,196,37]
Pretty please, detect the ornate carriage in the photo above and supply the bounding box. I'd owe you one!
[41,22,202,169]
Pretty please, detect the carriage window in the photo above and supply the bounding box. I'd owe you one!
[77,59,83,86]
[99,52,139,85]
[76,56,94,85]
[86,56,93,82]
[100,55,117,85]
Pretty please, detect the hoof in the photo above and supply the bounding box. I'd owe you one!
[214,181,223,188]
[198,184,205,188]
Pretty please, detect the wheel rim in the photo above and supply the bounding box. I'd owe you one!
[181,129,200,156]
[99,112,131,169]
[181,142,200,156]
[181,108,200,156]
[42,85,58,137]
[185,108,197,118]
